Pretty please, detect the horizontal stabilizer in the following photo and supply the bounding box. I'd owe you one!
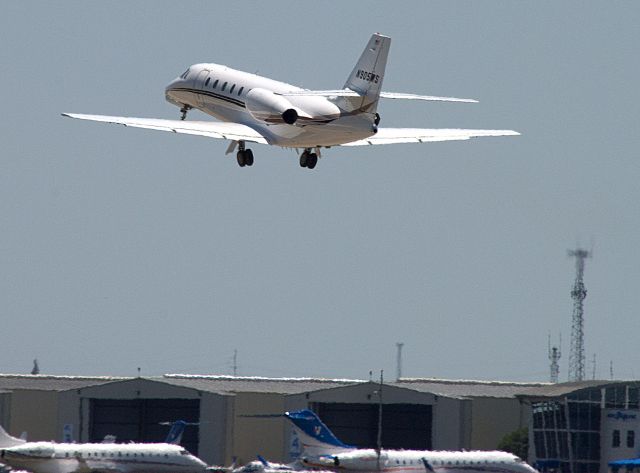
[281,90,477,103]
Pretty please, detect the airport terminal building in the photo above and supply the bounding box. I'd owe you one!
[1,374,638,473]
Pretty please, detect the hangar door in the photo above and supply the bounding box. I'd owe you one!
[90,399,200,455]
[313,403,432,450]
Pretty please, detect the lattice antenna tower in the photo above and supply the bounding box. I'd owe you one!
[548,333,561,383]
[568,248,591,381]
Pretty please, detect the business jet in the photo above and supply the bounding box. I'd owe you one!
[0,423,207,473]
[284,410,538,473]
[63,33,518,170]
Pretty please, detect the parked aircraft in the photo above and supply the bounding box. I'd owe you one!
[63,33,518,170]
[0,422,207,473]
[285,410,538,473]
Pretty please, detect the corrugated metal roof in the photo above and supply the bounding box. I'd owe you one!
[516,380,639,399]
[0,374,128,391]
[159,374,363,394]
[393,378,551,399]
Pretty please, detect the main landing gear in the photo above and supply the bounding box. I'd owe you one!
[299,148,318,170]
[180,105,192,121]
[236,141,254,167]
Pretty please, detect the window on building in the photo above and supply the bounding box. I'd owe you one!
[628,430,635,448]
[613,430,621,447]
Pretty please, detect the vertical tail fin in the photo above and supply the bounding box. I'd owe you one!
[284,410,353,456]
[343,33,391,109]
[163,420,192,445]
[0,425,26,448]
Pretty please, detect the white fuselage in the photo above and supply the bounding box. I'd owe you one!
[164,63,377,148]
[0,441,207,473]
[301,449,538,473]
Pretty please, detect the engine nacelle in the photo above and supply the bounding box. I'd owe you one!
[245,88,303,125]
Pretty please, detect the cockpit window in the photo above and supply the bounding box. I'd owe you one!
[205,77,210,86]
[180,68,190,79]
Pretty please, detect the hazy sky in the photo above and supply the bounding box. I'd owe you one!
[1,1,639,382]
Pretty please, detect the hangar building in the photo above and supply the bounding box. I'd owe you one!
[0,374,543,466]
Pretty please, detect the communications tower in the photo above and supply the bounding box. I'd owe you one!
[548,334,561,383]
[568,248,591,381]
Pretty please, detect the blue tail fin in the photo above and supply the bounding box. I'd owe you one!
[284,410,353,455]
[165,420,188,444]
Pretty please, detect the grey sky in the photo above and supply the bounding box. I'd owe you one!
[1,1,639,381]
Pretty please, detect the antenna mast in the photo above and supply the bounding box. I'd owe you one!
[548,334,561,383]
[396,342,404,381]
[568,248,590,381]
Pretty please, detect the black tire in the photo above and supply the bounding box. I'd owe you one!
[307,153,318,169]
[236,150,246,167]
[299,152,308,167]
[245,149,254,166]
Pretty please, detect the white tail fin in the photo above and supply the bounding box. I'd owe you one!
[343,33,390,110]
[0,424,26,448]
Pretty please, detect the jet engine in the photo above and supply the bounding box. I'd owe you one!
[245,88,308,125]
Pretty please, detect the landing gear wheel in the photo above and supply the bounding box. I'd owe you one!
[307,153,318,169]
[237,150,246,167]
[244,149,254,166]
[300,151,309,168]
[374,113,381,126]
[180,105,191,121]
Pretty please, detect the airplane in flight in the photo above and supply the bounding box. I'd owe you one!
[0,422,208,473]
[284,409,538,473]
[63,33,518,170]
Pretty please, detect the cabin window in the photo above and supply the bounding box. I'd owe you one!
[118,452,122,457]
[205,77,210,86]
[102,453,105,457]
[65,453,69,458]
[213,79,219,89]
[222,81,227,91]
[230,84,236,94]
[238,87,244,96]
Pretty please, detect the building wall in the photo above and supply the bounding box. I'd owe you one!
[231,392,286,465]
[0,392,12,433]
[469,398,529,451]
[199,392,231,466]
[600,409,640,470]
[432,396,469,450]
[9,389,58,441]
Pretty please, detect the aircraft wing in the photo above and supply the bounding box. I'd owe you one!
[341,128,520,146]
[282,90,477,103]
[62,113,268,144]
